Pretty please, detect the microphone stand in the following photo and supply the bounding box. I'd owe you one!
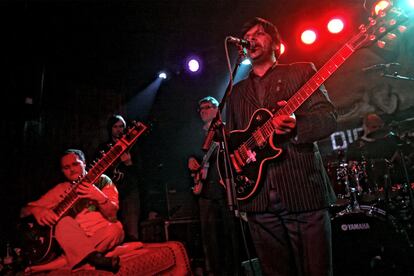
[201,47,247,213]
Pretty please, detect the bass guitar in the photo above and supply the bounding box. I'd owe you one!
[227,6,408,201]
[17,121,148,265]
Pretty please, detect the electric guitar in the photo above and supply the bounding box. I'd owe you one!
[191,142,219,195]
[17,121,148,265]
[228,6,408,201]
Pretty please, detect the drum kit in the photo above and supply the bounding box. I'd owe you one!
[327,119,414,275]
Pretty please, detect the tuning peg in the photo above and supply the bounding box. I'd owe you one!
[398,25,407,33]
[377,40,386,48]
[358,24,367,32]
[378,9,387,18]
[389,19,396,26]
[378,26,387,34]
[386,33,397,40]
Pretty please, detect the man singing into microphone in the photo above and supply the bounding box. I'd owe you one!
[225,17,337,276]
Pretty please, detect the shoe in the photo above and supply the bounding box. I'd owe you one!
[86,251,120,273]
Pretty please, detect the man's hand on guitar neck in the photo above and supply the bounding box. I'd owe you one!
[188,157,201,171]
[272,100,296,135]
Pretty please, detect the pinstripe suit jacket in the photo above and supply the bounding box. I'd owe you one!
[226,62,337,212]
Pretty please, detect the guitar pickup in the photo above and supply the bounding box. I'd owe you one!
[230,153,243,173]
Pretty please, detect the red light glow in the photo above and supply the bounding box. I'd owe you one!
[280,43,286,55]
[327,18,344,34]
[374,1,391,15]
[301,30,317,45]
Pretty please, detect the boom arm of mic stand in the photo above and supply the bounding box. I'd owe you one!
[201,57,242,151]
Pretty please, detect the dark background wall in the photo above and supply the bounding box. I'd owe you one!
[1,0,413,243]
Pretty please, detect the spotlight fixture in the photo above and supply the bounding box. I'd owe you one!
[158,72,167,79]
[327,18,345,34]
[187,59,200,72]
[301,29,317,45]
[241,58,251,65]
[185,55,202,74]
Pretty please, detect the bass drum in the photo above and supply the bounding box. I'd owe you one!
[331,205,407,276]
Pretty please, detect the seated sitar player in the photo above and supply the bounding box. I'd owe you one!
[20,149,124,272]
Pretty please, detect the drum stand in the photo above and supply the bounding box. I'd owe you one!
[344,160,367,212]
[382,151,414,247]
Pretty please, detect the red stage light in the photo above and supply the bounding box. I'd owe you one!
[280,43,286,55]
[327,18,344,34]
[373,0,391,15]
[301,30,317,45]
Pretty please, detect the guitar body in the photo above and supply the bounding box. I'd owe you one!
[228,109,283,200]
[190,142,219,195]
[17,216,59,265]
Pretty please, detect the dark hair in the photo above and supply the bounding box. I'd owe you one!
[198,96,219,107]
[62,149,86,163]
[241,17,282,58]
[106,114,126,137]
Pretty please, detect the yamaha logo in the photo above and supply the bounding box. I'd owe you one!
[340,223,370,231]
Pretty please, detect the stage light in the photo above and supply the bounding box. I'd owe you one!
[185,56,202,74]
[327,18,344,34]
[373,0,391,15]
[399,0,414,10]
[187,59,200,72]
[301,30,317,45]
[158,72,167,79]
[241,58,251,65]
[280,43,286,55]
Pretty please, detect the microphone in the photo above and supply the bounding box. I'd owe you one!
[227,36,255,49]
[362,62,400,72]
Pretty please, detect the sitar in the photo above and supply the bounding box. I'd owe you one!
[17,121,148,265]
[227,5,408,201]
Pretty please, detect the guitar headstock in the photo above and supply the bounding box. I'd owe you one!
[349,4,408,51]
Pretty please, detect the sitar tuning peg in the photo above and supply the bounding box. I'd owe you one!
[378,26,387,34]
[386,32,397,40]
[398,25,407,33]
[377,40,386,48]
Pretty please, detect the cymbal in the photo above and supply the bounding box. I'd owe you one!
[366,128,395,140]
[389,117,414,132]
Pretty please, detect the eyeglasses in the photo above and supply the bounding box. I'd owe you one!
[197,105,215,112]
